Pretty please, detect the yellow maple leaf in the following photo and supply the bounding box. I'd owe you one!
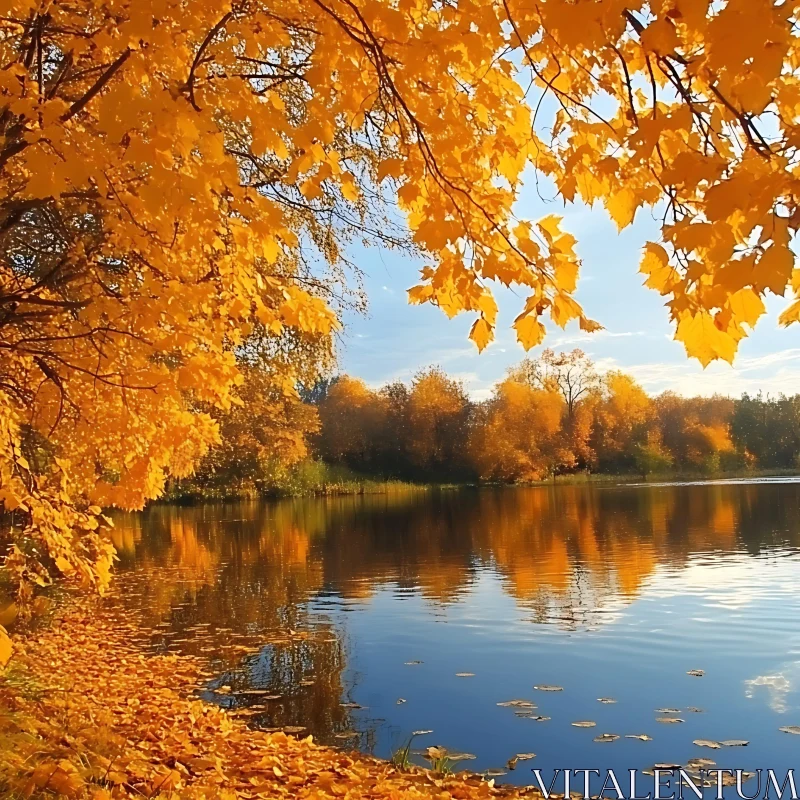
[606,188,638,231]
[675,311,737,366]
[470,317,494,352]
[757,244,794,295]
[513,313,546,350]
[640,243,677,295]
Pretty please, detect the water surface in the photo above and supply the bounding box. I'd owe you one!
[112,481,800,789]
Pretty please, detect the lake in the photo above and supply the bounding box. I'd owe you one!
[111,480,800,792]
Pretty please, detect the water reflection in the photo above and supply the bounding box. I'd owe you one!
[111,482,800,779]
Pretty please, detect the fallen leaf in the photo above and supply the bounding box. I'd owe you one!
[693,739,722,749]
[448,752,477,762]
[688,758,716,769]
[687,669,705,677]
[593,733,620,743]
[533,685,563,692]
[571,721,596,728]
[497,699,535,708]
[625,734,653,741]
[780,726,800,735]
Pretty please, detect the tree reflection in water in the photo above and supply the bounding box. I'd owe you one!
[109,481,800,747]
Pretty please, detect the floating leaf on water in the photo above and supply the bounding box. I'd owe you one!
[687,669,705,677]
[720,739,749,747]
[717,772,755,787]
[693,739,722,749]
[779,726,800,735]
[334,731,359,739]
[528,715,551,722]
[572,721,597,728]
[515,753,536,761]
[655,708,681,714]
[339,702,365,709]
[424,746,448,761]
[448,752,477,762]
[412,730,434,736]
[514,711,535,717]
[656,717,684,724]
[455,672,475,677]
[485,768,507,777]
[497,700,535,708]
[597,698,617,704]
[507,758,518,770]
[396,698,406,705]
[404,660,423,665]
[654,763,682,770]
[533,685,563,692]
[688,758,716,769]
[625,734,653,741]
[593,733,619,743]
[686,707,704,713]
[283,726,307,734]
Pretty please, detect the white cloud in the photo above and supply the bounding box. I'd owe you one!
[745,670,796,714]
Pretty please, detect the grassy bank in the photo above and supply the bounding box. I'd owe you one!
[163,460,432,502]
[0,592,526,800]
[162,461,800,504]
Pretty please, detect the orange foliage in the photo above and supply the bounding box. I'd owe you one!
[469,379,566,482]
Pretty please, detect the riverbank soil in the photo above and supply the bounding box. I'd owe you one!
[0,593,530,799]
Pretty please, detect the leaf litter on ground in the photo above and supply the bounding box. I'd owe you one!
[0,594,559,800]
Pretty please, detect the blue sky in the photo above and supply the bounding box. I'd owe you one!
[338,170,800,400]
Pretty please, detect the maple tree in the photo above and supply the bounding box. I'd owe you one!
[469,378,568,482]
[406,368,470,475]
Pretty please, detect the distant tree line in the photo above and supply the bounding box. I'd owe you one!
[175,349,800,495]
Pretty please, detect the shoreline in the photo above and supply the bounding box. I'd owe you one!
[0,592,532,799]
[159,469,800,504]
